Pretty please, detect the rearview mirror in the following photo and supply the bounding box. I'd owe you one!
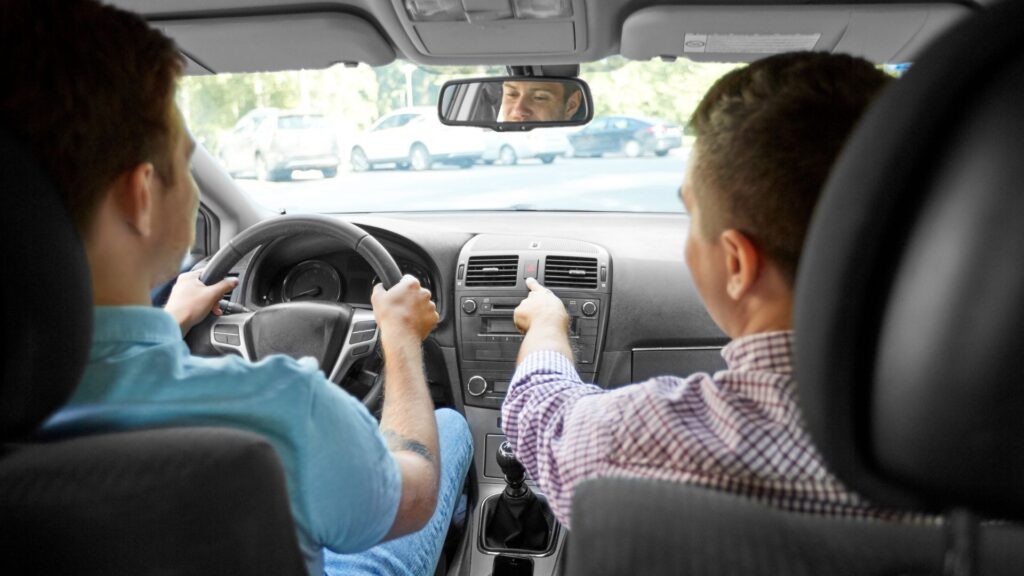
[438,76,593,131]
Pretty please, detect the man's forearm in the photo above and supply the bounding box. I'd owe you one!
[380,333,439,466]
[379,333,441,538]
[517,323,574,364]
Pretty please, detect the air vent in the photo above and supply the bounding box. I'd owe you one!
[465,255,519,287]
[544,256,598,289]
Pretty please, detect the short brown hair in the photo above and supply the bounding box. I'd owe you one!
[689,52,889,284]
[0,0,185,233]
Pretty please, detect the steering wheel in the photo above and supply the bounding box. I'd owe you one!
[195,214,403,406]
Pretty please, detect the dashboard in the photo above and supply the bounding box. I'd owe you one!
[229,211,727,365]
[241,235,438,308]
[262,256,433,306]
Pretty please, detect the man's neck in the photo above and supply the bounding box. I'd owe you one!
[725,279,794,339]
[85,230,154,307]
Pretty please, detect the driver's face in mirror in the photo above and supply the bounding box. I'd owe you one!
[500,80,582,122]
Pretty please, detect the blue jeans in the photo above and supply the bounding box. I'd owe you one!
[324,408,473,576]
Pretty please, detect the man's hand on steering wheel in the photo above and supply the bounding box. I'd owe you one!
[371,275,439,346]
[165,270,239,336]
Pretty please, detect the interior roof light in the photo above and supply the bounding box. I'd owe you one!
[404,0,572,22]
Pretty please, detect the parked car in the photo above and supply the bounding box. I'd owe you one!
[350,107,484,171]
[218,108,340,181]
[568,115,683,158]
[481,128,574,165]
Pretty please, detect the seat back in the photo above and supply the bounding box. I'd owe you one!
[569,479,1024,576]
[794,0,1024,516]
[0,126,306,574]
[0,427,307,575]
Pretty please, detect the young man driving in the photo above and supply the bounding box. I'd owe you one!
[504,52,894,527]
[1,1,472,574]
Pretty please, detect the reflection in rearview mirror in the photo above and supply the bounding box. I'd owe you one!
[438,76,593,131]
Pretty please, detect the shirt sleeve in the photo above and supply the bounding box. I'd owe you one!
[503,349,733,528]
[501,350,617,527]
[302,375,401,554]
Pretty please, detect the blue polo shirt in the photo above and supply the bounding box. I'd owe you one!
[41,306,401,575]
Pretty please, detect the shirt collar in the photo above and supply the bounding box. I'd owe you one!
[92,305,183,347]
[720,330,795,374]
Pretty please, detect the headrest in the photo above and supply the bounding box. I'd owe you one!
[0,126,93,441]
[796,0,1024,518]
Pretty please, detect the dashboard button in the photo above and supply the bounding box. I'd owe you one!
[353,320,377,331]
[581,301,598,317]
[462,299,478,314]
[350,330,374,344]
[467,376,488,397]
[351,344,370,356]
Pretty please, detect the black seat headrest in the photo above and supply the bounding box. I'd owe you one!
[0,126,93,441]
[796,0,1024,518]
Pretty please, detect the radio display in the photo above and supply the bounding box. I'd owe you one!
[483,317,519,335]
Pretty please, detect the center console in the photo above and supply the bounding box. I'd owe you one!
[455,234,612,409]
[455,234,611,576]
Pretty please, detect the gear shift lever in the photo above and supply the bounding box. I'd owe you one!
[483,441,554,552]
[496,441,528,498]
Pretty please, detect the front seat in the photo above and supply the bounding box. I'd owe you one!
[565,0,1024,574]
[0,125,307,575]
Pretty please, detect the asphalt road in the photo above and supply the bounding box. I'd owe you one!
[235,149,690,215]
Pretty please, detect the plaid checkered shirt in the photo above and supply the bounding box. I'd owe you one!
[502,330,904,528]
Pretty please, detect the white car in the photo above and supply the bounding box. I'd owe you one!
[481,127,574,165]
[350,107,485,171]
[217,108,339,181]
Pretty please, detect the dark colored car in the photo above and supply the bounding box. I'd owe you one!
[569,115,683,158]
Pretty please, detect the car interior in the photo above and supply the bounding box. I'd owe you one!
[2,0,1022,575]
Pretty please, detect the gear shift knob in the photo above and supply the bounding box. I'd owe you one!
[497,441,527,495]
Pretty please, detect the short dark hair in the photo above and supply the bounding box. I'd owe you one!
[689,52,890,285]
[0,0,185,234]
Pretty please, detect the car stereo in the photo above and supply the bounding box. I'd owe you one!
[455,235,611,409]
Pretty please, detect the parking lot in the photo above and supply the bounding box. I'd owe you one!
[235,149,690,215]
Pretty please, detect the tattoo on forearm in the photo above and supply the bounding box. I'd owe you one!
[382,430,436,465]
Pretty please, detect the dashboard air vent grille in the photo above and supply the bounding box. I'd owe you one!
[465,255,519,287]
[544,256,598,289]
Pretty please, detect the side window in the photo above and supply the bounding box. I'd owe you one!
[612,118,629,130]
[587,118,607,131]
[373,116,398,131]
[394,114,418,128]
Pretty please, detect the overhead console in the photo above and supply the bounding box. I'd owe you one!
[455,234,611,409]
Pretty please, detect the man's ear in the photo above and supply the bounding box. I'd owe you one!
[720,229,761,301]
[112,163,156,237]
[564,90,582,119]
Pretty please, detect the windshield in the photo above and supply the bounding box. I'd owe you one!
[181,58,741,214]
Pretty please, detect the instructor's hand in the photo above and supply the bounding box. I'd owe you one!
[514,277,569,335]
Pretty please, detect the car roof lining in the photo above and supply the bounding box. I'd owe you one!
[109,0,989,73]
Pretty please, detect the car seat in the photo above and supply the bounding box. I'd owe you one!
[0,124,307,575]
[565,1,1024,574]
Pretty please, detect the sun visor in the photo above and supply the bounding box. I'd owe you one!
[621,4,969,64]
[155,12,395,74]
